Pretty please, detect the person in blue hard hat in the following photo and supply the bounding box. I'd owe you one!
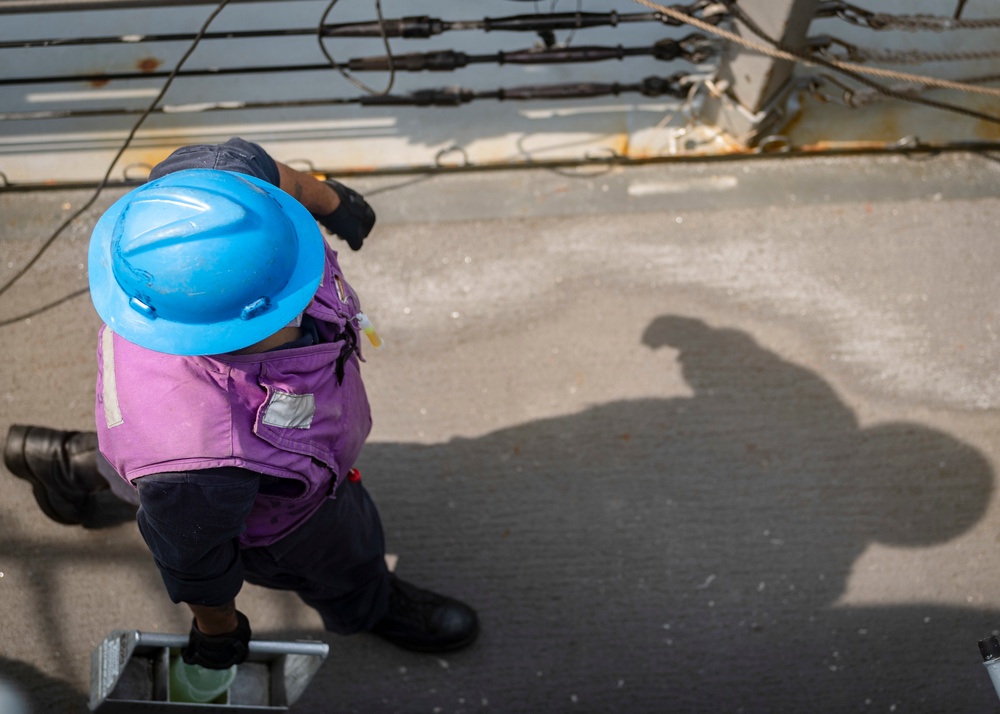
[4,138,479,667]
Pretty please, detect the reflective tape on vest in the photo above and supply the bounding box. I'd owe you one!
[262,390,316,429]
[101,327,124,428]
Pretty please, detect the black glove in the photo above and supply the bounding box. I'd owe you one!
[315,179,376,251]
[182,610,252,670]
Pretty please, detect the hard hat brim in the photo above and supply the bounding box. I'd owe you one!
[88,171,326,356]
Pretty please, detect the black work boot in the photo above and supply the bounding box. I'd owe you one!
[3,425,105,525]
[370,576,480,653]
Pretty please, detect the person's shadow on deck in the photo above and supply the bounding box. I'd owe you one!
[335,314,998,713]
[5,315,996,713]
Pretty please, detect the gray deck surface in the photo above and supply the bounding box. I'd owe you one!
[2,151,1000,712]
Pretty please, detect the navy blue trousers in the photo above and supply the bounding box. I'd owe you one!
[239,478,391,634]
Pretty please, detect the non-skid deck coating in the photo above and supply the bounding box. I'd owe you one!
[2,152,1000,713]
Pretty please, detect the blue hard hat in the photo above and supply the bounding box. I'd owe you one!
[88,169,325,356]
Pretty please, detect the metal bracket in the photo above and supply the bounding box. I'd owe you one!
[89,631,329,713]
[700,76,803,147]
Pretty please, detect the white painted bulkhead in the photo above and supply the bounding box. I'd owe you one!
[0,0,998,184]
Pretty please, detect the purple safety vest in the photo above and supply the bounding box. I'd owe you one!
[95,243,372,547]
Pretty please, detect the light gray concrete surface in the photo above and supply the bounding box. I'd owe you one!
[1,151,1000,713]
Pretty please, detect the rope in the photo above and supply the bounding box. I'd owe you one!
[630,0,1000,99]
[818,72,1000,108]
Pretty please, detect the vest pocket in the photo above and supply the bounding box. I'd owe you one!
[252,344,370,476]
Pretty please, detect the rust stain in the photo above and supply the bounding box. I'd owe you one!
[611,131,630,159]
[798,140,892,152]
[972,97,1000,141]
[137,57,162,73]
[786,93,913,150]
[785,89,1000,151]
[89,76,110,89]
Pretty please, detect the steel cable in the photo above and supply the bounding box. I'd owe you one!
[633,0,1000,99]
[825,4,1000,32]
[719,0,1000,126]
[0,36,714,87]
[317,0,396,95]
[816,41,1000,66]
[0,0,234,325]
